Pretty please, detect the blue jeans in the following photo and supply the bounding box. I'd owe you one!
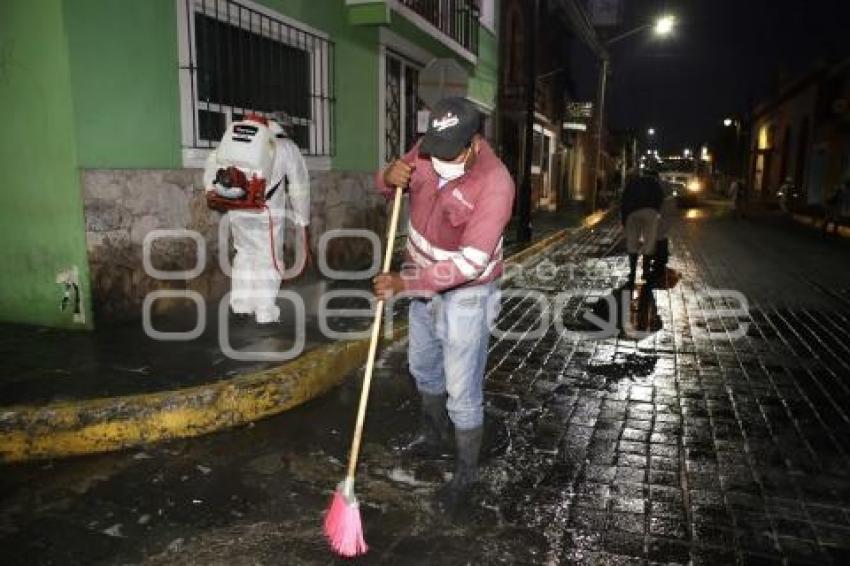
[408,283,501,430]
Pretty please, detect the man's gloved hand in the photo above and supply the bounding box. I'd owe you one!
[373,272,405,300]
[383,160,415,188]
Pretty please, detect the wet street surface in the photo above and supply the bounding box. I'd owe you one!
[2,202,850,565]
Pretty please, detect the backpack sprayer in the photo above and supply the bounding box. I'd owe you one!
[206,115,276,212]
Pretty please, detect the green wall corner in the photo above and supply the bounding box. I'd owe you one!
[0,0,93,329]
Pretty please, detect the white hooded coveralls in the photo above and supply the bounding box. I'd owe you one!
[203,126,310,324]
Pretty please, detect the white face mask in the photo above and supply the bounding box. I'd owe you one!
[431,150,469,181]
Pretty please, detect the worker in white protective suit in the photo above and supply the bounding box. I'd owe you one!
[203,112,311,324]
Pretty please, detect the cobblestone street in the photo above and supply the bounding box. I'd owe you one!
[2,202,850,565]
[480,203,850,564]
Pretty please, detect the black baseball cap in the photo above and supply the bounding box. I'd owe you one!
[420,97,481,160]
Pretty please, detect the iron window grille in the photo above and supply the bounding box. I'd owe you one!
[385,51,425,162]
[398,0,480,55]
[179,0,335,156]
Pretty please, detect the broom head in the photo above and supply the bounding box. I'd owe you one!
[323,482,368,557]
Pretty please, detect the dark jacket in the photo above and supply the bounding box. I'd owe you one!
[621,175,664,223]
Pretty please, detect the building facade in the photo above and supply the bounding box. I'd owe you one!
[748,59,850,209]
[0,0,500,328]
[498,0,603,214]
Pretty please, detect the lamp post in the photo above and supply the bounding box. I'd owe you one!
[516,0,539,243]
[590,15,676,212]
[723,117,743,177]
[647,127,657,153]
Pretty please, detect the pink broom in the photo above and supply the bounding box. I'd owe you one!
[324,185,404,557]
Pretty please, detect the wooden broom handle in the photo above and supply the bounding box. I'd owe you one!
[345,185,404,488]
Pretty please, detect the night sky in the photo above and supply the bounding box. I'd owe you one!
[570,0,850,152]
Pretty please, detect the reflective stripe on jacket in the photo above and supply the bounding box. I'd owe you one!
[376,140,515,295]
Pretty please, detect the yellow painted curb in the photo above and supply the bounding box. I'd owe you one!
[0,210,608,463]
[505,210,607,267]
[0,326,404,463]
[792,213,850,239]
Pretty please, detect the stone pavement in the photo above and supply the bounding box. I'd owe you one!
[2,202,850,564]
[480,204,850,564]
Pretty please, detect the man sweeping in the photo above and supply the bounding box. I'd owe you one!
[373,97,515,514]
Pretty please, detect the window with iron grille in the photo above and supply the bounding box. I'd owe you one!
[178,0,334,157]
[385,51,424,162]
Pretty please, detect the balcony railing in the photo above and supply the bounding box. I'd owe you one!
[398,0,480,55]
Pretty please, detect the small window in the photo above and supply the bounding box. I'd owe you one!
[385,51,424,162]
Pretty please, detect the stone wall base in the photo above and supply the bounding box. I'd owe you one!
[82,169,386,322]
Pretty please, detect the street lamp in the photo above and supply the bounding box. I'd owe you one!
[647,128,656,136]
[604,14,678,46]
[590,14,677,211]
[654,15,676,36]
[722,117,744,176]
[683,148,692,157]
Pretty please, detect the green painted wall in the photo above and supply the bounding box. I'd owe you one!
[0,0,93,329]
[256,1,380,172]
[64,0,182,169]
[469,27,499,110]
[0,0,497,328]
[60,0,495,173]
[63,0,379,172]
[347,1,390,25]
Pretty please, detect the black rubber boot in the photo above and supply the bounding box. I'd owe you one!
[435,426,483,515]
[401,393,452,459]
[625,253,638,289]
[652,239,670,284]
[642,254,653,283]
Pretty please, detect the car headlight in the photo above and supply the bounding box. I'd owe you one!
[687,180,701,192]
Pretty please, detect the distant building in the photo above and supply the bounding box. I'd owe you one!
[499,0,609,213]
[748,58,850,209]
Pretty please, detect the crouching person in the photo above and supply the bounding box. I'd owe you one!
[372,97,515,515]
[620,168,664,289]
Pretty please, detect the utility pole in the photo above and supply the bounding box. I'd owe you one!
[517,0,538,243]
[632,135,638,172]
[584,13,675,211]
[620,141,627,196]
[591,56,609,212]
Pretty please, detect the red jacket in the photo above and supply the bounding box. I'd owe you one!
[376,140,515,294]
